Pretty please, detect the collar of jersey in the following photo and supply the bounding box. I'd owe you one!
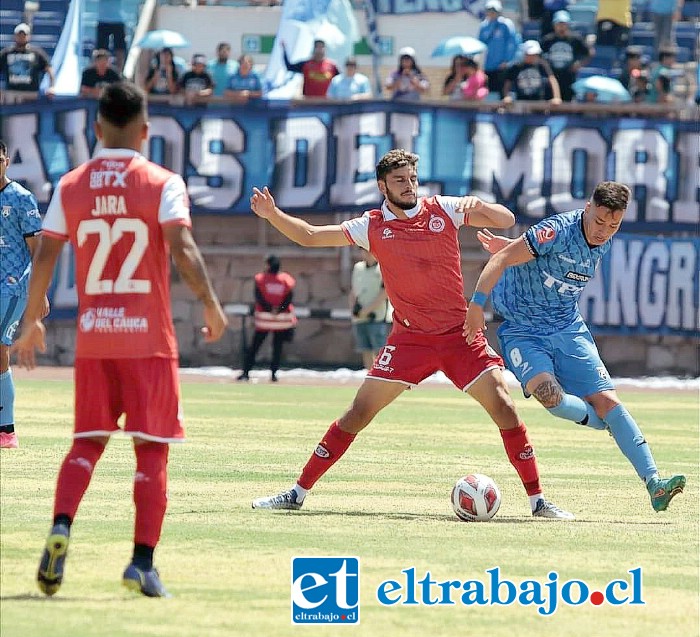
[381,198,421,221]
[94,148,142,159]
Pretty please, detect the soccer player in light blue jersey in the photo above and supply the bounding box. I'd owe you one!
[0,139,45,448]
[464,181,685,512]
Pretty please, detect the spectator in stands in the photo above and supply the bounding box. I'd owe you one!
[224,54,263,103]
[96,0,126,73]
[649,0,684,52]
[80,49,122,98]
[461,58,489,100]
[237,256,296,383]
[327,57,372,100]
[443,55,470,100]
[0,23,54,95]
[349,250,390,370]
[281,39,339,98]
[541,0,569,37]
[647,47,678,103]
[144,48,180,96]
[207,42,239,97]
[502,40,562,103]
[596,0,632,48]
[619,46,650,102]
[541,10,591,102]
[179,53,214,103]
[385,47,430,101]
[478,0,520,97]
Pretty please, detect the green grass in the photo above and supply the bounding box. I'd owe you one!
[1,381,698,637]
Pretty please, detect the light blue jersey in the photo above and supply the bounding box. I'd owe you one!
[493,209,611,335]
[0,180,41,298]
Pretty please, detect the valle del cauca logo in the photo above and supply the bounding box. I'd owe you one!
[291,558,645,624]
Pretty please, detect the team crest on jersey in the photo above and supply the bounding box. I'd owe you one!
[79,309,96,332]
[1,206,10,217]
[428,215,445,233]
[382,228,394,240]
[536,226,556,244]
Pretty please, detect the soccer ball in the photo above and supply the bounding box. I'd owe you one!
[451,474,501,522]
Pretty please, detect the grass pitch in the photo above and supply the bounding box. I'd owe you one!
[1,379,698,637]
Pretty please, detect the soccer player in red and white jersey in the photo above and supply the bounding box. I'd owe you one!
[12,82,228,598]
[250,148,574,520]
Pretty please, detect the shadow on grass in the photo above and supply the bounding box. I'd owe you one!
[0,593,132,602]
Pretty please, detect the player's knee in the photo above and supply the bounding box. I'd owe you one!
[531,380,564,409]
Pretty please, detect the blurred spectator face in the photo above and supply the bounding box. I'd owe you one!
[191,55,207,73]
[660,52,676,66]
[238,55,253,75]
[14,30,29,47]
[159,48,173,65]
[94,53,110,73]
[554,21,569,37]
[626,54,642,70]
[345,60,357,76]
[463,58,478,77]
[524,53,539,64]
[485,8,498,21]
[313,40,326,61]
[585,91,597,102]
[400,55,415,70]
[217,43,231,63]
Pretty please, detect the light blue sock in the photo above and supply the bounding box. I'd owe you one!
[604,404,657,482]
[0,369,15,427]
[547,394,607,430]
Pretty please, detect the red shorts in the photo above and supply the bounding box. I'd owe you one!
[368,328,503,391]
[74,358,184,443]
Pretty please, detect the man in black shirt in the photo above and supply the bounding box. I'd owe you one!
[0,23,54,95]
[80,49,122,98]
[503,40,561,103]
[540,10,591,102]
[179,54,213,103]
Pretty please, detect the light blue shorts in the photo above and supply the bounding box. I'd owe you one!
[0,294,26,346]
[497,319,614,398]
[352,320,390,353]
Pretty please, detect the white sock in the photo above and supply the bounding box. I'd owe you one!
[644,472,659,485]
[529,494,543,511]
[293,484,308,502]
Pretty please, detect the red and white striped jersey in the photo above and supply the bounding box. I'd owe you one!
[42,149,191,359]
[342,195,469,335]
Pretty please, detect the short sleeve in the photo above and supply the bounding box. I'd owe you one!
[435,196,466,228]
[42,181,68,239]
[158,174,191,226]
[341,213,371,251]
[18,190,42,236]
[524,219,559,257]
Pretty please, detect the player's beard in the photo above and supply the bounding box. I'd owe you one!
[385,186,418,210]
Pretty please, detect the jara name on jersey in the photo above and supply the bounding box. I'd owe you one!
[91,195,127,217]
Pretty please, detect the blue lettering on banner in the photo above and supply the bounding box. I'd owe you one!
[291,557,360,624]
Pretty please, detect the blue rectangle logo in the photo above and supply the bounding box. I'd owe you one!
[291,557,360,625]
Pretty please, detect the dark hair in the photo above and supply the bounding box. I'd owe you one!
[313,39,325,47]
[397,56,422,75]
[591,181,631,211]
[98,82,146,128]
[266,255,281,274]
[463,58,478,69]
[375,149,419,181]
[658,47,677,62]
[0,140,7,156]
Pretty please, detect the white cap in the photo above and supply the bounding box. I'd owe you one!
[14,23,31,35]
[398,46,416,58]
[485,0,502,11]
[523,40,542,55]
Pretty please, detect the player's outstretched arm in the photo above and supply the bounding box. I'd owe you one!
[250,186,351,248]
[459,196,515,229]
[165,225,228,342]
[12,236,64,369]
[463,236,534,344]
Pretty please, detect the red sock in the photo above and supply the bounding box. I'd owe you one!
[53,439,106,520]
[500,423,542,496]
[298,421,356,490]
[133,442,169,548]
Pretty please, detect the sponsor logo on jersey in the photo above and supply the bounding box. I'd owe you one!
[565,271,590,282]
[79,308,96,332]
[314,445,330,459]
[541,271,581,294]
[558,254,576,264]
[428,215,445,233]
[381,228,394,240]
[0,236,6,247]
[536,226,556,244]
[79,306,148,333]
[89,169,127,189]
[26,208,40,218]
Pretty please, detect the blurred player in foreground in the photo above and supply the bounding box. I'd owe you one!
[250,148,574,520]
[13,82,228,597]
[464,181,685,512]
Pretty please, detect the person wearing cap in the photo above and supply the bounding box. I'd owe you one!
[327,57,372,100]
[385,47,430,101]
[80,49,122,98]
[541,0,569,37]
[179,53,214,103]
[0,23,54,95]
[225,54,263,103]
[96,0,126,73]
[207,43,239,97]
[281,39,339,98]
[237,256,297,383]
[502,40,561,103]
[541,10,591,102]
[478,0,519,96]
